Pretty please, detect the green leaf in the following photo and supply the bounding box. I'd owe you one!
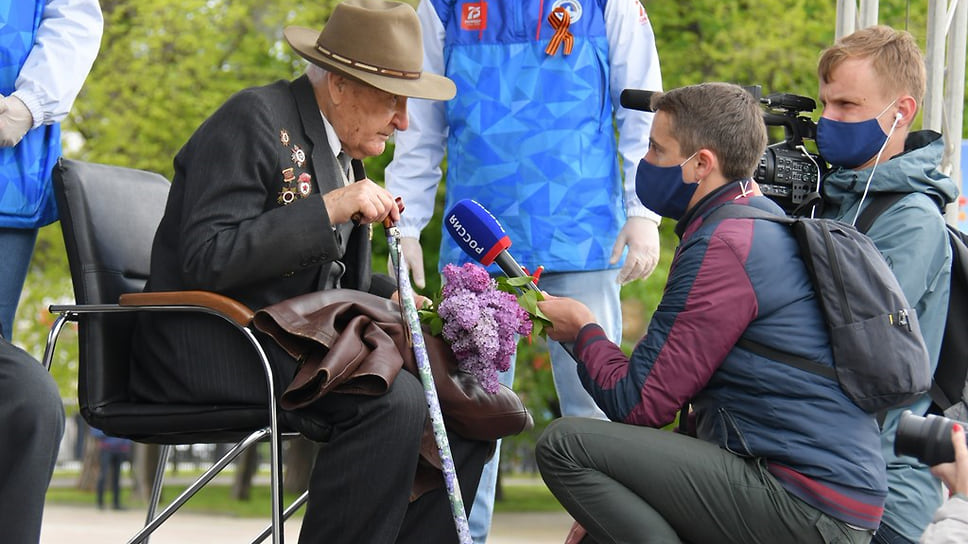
[430,316,443,337]
[505,276,537,288]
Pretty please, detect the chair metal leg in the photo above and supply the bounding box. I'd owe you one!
[250,490,309,544]
[42,313,71,371]
[239,326,284,544]
[140,444,172,544]
[127,429,270,544]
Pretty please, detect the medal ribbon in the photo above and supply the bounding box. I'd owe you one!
[544,7,573,56]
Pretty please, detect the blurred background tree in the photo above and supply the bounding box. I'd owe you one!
[16,0,963,499]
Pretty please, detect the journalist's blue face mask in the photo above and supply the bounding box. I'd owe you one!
[635,152,699,221]
[817,100,897,168]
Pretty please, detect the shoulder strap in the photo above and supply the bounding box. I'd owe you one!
[706,205,838,379]
[854,193,907,235]
[735,338,836,380]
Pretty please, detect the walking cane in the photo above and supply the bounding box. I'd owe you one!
[348,156,470,542]
[382,210,472,543]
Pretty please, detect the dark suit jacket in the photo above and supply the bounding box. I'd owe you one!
[131,75,384,405]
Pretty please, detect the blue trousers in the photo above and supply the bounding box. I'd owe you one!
[0,227,39,340]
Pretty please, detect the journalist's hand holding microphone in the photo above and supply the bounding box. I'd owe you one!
[537,295,597,343]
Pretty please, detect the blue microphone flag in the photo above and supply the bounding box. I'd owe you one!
[444,199,512,266]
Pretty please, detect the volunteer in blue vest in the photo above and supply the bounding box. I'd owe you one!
[536,82,886,544]
[815,26,958,544]
[385,1,662,540]
[0,0,103,340]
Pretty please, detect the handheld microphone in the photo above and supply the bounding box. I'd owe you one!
[619,89,658,112]
[445,199,581,362]
[444,199,538,291]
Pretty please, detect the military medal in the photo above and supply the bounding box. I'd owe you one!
[297,172,313,197]
[280,129,290,146]
[291,145,306,167]
[278,188,297,205]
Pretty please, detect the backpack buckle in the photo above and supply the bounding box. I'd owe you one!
[891,309,912,331]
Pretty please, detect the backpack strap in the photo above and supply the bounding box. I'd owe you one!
[854,192,907,234]
[855,192,956,416]
[735,337,836,380]
[706,204,838,379]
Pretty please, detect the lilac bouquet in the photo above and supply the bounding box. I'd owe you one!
[420,263,537,393]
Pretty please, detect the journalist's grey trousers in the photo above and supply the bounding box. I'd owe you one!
[537,417,872,544]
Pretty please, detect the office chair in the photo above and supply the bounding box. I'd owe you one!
[42,158,306,544]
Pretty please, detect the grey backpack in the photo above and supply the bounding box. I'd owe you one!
[709,203,932,413]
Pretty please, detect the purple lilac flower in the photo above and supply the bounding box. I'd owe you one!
[434,263,532,394]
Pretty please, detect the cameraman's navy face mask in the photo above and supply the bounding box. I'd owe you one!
[817,99,897,168]
[635,152,699,221]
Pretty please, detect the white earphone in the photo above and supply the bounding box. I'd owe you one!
[895,111,903,121]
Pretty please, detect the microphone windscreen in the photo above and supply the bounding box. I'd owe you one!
[620,89,656,112]
[445,199,512,266]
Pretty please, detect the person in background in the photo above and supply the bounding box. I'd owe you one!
[0,324,66,543]
[815,26,958,544]
[921,424,968,543]
[536,82,884,544]
[0,0,103,340]
[385,2,662,539]
[90,426,131,510]
[129,2,491,542]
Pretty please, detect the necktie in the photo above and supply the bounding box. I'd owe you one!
[337,151,352,186]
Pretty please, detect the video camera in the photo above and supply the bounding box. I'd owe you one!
[746,85,827,215]
[619,86,827,216]
[895,410,967,466]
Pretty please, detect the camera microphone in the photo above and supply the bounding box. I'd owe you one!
[444,199,538,292]
[620,89,658,112]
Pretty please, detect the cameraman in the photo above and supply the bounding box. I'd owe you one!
[921,424,968,543]
[816,26,958,544]
[535,82,885,544]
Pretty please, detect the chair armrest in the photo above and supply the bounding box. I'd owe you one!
[119,290,254,327]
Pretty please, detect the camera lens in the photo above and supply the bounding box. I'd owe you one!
[895,410,956,466]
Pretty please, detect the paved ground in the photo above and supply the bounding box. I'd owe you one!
[40,503,573,543]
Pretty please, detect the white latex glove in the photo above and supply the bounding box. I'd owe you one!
[610,216,661,284]
[0,95,34,147]
[388,236,426,290]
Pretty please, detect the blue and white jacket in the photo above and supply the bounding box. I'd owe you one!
[386,0,662,272]
[0,0,102,229]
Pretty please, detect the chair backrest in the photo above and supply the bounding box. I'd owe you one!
[52,159,170,415]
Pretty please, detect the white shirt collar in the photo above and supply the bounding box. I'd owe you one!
[319,110,343,160]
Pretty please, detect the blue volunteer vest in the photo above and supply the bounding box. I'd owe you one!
[0,0,61,229]
[431,0,622,272]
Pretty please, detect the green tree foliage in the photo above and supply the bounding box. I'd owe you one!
[16,0,966,445]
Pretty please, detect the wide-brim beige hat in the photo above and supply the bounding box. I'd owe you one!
[284,0,455,101]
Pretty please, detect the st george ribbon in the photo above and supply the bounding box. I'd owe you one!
[385,220,471,543]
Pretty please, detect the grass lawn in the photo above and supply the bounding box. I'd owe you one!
[46,473,563,517]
